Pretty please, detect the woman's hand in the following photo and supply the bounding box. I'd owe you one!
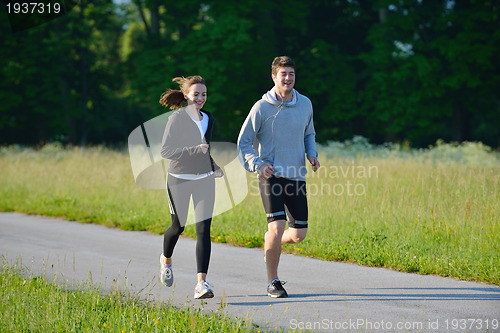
[198,143,209,153]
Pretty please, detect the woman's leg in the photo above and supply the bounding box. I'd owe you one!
[163,175,190,260]
[195,218,212,281]
[192,176,215,282]
[163,214,184,261]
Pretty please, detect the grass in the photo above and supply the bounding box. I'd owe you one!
[0,141,499,286]
[0,258,255,332]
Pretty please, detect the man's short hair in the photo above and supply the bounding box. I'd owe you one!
[272,56,296,76]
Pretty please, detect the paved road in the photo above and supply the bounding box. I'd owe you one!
[1,213,499,332]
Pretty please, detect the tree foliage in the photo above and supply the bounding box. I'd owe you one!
[1,0,498,147]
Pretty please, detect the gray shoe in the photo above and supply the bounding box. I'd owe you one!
[159,255,173,287]
[267,279,288,298]
[194,280,214,299]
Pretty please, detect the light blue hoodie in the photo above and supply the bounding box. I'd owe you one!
[237,87,317,181]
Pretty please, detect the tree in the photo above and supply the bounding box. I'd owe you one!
[1,0,498,147]
[0,0,131,145]
[358,0,500,146]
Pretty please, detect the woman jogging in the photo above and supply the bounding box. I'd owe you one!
[158,75,222,299]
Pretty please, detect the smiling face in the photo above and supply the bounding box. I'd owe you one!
[272,66,295,98]
[184,83,207,110]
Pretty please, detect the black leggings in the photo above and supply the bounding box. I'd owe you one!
[163,174,215,274]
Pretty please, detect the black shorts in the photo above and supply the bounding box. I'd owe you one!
[258,175,308,229]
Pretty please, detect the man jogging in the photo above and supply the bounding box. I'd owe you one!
[237,56,320,298]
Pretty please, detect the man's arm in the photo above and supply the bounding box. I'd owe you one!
[237,104,265,173]
[304,107,320,172]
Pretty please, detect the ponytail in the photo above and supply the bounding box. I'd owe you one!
[159,89,185,109]
[159,75,206,110]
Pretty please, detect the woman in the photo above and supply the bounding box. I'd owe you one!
[159,75,222,299]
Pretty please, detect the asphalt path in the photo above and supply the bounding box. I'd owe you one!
[1,212,499,332]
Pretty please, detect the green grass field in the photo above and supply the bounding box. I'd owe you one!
[0,258,254,332]
[0,140,499,286]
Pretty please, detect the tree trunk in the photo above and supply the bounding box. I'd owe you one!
[79,0,88,146]
[378,6,395,143]
[55,18,77,144]
[36,114,49,143]
[60,77,77,143]
[384,131,397,143]
[452,103,470,142]
[135,0,151,37]
[378,8,387,24]
[150,1,160,36]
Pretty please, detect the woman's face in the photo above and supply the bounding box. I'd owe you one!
[184,83,207,110]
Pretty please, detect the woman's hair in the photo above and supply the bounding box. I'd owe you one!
[159,75,205,109]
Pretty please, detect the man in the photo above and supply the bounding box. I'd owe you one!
[237,56,320,298]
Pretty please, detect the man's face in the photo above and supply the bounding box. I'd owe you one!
[272,67,295,94]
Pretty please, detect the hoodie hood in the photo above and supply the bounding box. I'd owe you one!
[262,87,298,107]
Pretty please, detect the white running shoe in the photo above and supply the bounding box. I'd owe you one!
[159,254,173,287]
[194,280,214,299]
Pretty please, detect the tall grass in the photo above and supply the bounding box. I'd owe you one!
[0,140,498,285]
[0,258,253,332]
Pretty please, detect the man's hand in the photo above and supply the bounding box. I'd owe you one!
[308,156,320,172]
[258,163,274,180]
[214,169,224,178]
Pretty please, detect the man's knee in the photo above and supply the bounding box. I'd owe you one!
[291,228,307,243]
[268,220,286,236]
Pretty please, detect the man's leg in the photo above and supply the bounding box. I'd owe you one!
[281,179,309,245]
[281,227,307,244]
[264,227,305,264]
[265,219,286,282]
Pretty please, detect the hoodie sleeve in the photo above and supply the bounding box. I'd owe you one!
[237,103,265,173]
[304,105,318,159]
[160,113,203,160]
